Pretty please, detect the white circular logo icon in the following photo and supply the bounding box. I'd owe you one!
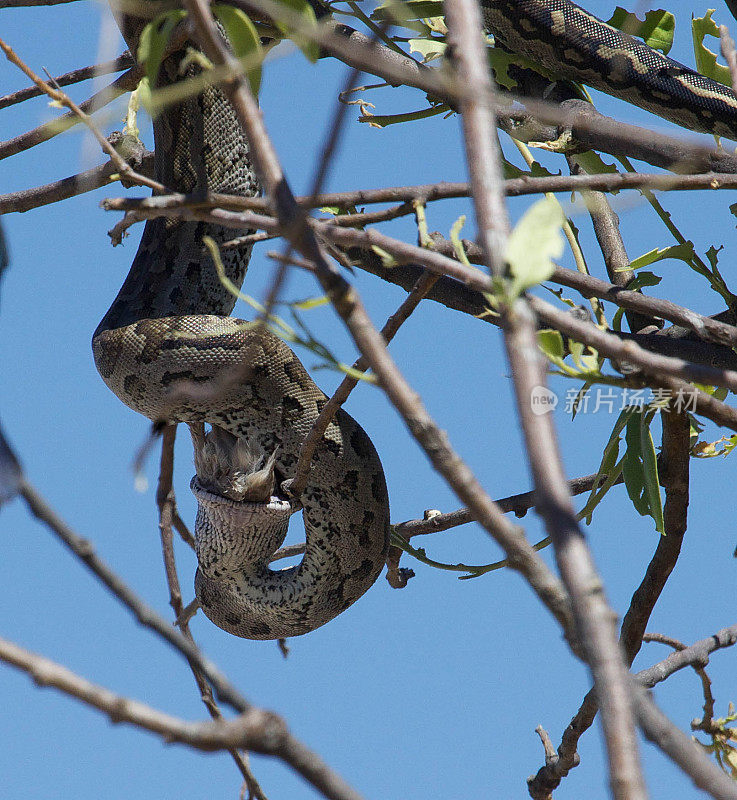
[530,385,558,415]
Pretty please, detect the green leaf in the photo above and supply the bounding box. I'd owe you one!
[579,408,634,523]
[360,105,447,127]
[624,270,662,290]
[606,7,675,54]
[627,242,695,271]
[270,0,320,62]
[694,434,737,457]
[692,10,732,86]
[137,10,187,89]
[502,157,556,179]
[408,37,447,62]
[611,306,625,332]
[622,409,664,532]
[623,412,648,515]
[488,47,523,91]
[612,271,661,331]
[638,410,664,533]
[371,0,444,21]
[213,5,263,95]
[537,329,565,361]
[572,150,618,176]
[505,197,564,299]
[706,244,724,272]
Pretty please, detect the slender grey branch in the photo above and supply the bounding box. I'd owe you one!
[637,624,737,689]
[183,0,576,644]
[17,477,251,713]
[444,0,646,797]
[633,686,737,800]
[0,635,283,752]
[0,52,134,110]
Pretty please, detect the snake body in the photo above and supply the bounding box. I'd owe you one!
[93,21,390,639]
[95,2,737,640]
[483,0,737,138]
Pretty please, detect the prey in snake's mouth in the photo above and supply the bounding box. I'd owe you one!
[189,422,290,504]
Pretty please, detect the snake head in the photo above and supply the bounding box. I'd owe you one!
[190,423,277,502]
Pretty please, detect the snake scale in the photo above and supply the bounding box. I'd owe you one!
[94,2,737,640]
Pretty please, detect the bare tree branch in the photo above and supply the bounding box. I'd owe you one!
[0,52,134,110]
[0,635,283,752]
[156,425,266,799]
[443,0,646,796]
[632,686,737,800]
[528,409,691,798]
[183,0,577,644]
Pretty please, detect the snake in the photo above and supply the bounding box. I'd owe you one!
[93,2,737,640]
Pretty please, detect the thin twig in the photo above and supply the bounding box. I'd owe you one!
[0,151,154,215]
[156,426,266,799]
[0,65,140,162]
[289,269,439,498]
[17,477,250,713]
[0,52,134,110]
[636,624,737,689]
[259,25,376,322]
[642,633,715,731]
[101,170,737,217]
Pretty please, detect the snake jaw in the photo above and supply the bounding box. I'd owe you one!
[190,424,277,502]
[190,476,294,578]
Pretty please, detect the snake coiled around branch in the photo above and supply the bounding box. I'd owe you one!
[93,13,390,640]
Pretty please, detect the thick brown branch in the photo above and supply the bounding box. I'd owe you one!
[529,410,691,798]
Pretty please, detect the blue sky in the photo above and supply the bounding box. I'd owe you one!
[1,1,736,798]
